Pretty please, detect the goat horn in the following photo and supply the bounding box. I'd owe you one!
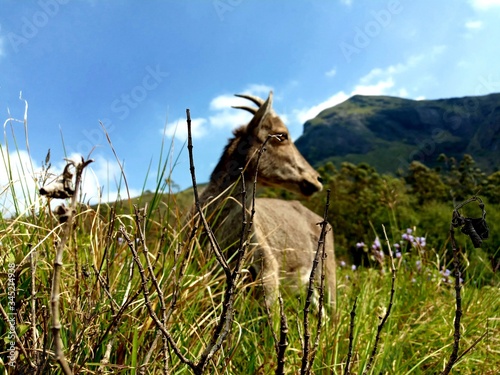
[234,93,265,107]
[231,105,257,114]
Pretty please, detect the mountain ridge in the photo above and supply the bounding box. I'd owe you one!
[295,93,500,173]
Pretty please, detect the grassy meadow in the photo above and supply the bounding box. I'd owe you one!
[1,125,499,374]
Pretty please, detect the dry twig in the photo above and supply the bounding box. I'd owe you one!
[442,196,488,374]
[275,296,289,375]
[344,297,357,375]
[42,157,94,375]
[30,246,39,368]
[300,190,331,375]
[127,109,270,374]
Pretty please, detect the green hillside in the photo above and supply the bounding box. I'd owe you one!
[295,93,500,173]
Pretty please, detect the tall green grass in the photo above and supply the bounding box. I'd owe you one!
[0,117,499,374]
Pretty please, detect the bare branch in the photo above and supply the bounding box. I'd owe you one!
[186,109,231,277]
[49,157,93,375]
[442,218,464,374]
[442,196,488,374]
[133,205,171,372]
[344,297,358,375]
[275,295,289,375]
[193,126,274,375]
[30,247,39,369]
[301,190,331,375]
[307,190,331,374]
[120,226,196,369]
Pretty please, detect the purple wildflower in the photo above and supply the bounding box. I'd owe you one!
[402,232,414,243]
[415,236,426,247]
[441,268,451,277]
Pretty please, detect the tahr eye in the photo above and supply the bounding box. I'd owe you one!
[279,133,289,141]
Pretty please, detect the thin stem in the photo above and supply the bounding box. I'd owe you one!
[186,109,230,276]
[134,205,170,373]
[50,158,93,375]
[120,226,195,369]
[344,297,358,375]
[301,190,331,375]
[30,247,39,369]
[363,225,396,375]
[275,295,289,375]
[441,225,462,375]
[307,190,331,374]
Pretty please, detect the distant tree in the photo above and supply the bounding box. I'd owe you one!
[405,161,448,204]
[438,154,486,201]
[483,171,500,204]
[317,161,337,184]
[303,162,409,262]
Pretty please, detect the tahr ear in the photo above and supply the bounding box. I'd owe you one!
[249,91,272,134]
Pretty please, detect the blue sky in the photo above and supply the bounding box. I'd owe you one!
[1,0,500,214]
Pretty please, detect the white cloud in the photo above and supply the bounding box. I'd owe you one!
[162,84,274,142]
[359,55,424,84]
[243,84,273,97]
[163,117,208,140]
[470,0,500,9]
[209,84,273,128]
[209,108,252,129]
[295,78,396,123]
[353,78,395,95]
[465,20,483,29]
[293,53,439,123]
[0,148,39,216]
[325,68,337,78]
[72,153,143,203]
[294,92,349,124]
[0,148,142,217]
[209,94,239,111]
[0,37,5,58]
[431,45,447,56]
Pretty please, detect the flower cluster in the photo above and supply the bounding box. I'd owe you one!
[401,228,426,249]
[371,237,385,264]
[339,260,357,271]
[440,268,451,282]
[390,228,427,261]
[393,243,402,258]
[440,267,463,285]
[345,229,465,288]
[345,228,428,271]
